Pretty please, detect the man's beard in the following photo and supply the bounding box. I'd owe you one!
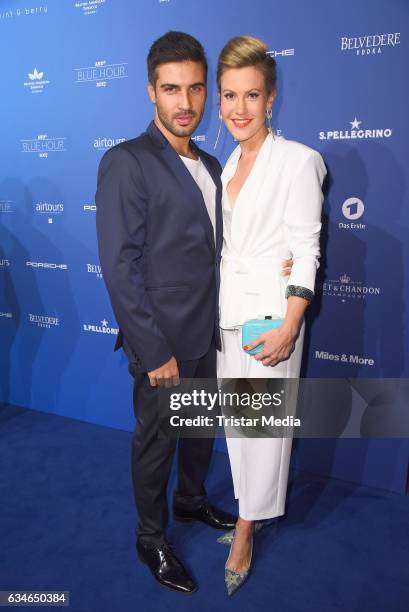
[156,104,202,138]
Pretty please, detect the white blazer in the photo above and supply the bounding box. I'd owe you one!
[219,133,326,328]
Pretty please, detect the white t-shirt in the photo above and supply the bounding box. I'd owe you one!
[179,155,216,241]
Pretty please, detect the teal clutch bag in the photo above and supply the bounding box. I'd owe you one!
[242,316,284,355]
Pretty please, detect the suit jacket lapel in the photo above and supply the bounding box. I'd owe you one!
[147,122,216,252]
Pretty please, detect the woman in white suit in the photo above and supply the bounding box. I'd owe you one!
[216,36,326,595]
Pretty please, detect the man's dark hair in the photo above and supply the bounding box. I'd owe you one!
[147,31,208,85]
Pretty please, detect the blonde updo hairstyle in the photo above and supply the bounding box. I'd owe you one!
[216,35,277,95]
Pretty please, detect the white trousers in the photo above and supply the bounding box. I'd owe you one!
[217,327,303,521]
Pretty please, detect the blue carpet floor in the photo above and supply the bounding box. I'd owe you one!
[0,404,408,612]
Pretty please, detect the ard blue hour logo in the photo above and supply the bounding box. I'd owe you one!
[74,60,128,88]
[21,134,67,158]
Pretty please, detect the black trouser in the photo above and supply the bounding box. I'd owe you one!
[131,342,216,545]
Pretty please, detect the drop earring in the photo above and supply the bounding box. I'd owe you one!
[214,109,223,150]
[266,107,275,140]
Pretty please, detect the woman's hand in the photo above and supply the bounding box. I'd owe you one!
[244,323,298,367]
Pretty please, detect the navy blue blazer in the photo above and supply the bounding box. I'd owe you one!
[95,121,223,373]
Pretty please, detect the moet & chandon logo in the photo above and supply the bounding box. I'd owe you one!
[319,117,392,141]
[24,68,50,93]
[21,134,67,158]
[74,60,128,88]
[83,319,118,335]
[319,274,381,303]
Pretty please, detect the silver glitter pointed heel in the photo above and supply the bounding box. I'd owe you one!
[224,527,254,596]
[217,519,272,544]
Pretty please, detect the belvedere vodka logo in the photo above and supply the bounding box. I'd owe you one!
[0,5,48,19]
[320,274,380,303]
[87,264,102,279]
[0,200,14,213]
[340,32,400,56]
[339,197,365,230]
[74,60,128,88]
[29,313,60,329]
[319,118,392,141]
[24,68,50,94]
[35,201,64,224]
[83,319,118,335]
[94,137,126,152]
[74,0,106,16]
[21,134,67,158]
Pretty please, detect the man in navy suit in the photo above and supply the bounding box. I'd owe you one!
[96,32,236,594]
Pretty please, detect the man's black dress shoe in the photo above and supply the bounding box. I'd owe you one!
[173,500,237,530]
[136,539,197,594]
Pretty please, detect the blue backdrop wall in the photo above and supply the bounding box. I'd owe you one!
[1,0,408,492]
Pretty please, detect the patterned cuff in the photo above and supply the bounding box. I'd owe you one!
[285,285,314,303]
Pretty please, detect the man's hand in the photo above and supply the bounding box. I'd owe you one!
[148,357,180,388]
[281,258,293,277]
